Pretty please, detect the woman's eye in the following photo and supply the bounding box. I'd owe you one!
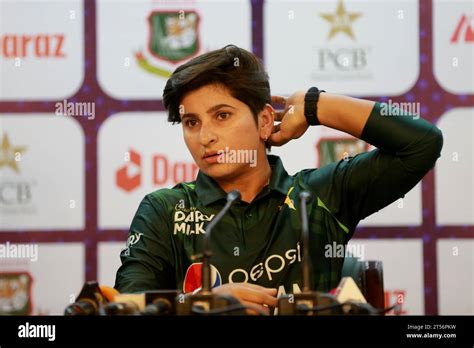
[217,112,230,120]
[185,119,198,128]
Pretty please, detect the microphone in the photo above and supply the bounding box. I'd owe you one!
[201,190,241,293]
[299,191,312,293]
[176,190,245,315]
[333,277,401,315]
[278,191,341,315]
[101,290,179,316]
[100,301,140,316]
[99,285,119,302]
[332,277,378,315]
[64,281,113,316]
[333,277,366,304]
[143,290,179,315]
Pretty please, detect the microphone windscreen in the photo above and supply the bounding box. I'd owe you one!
[99,285,120,302]
[334,277,367,304]
[227,190,241,202]
[299,190,313,203]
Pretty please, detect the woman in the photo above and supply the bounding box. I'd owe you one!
[115,45,443,315]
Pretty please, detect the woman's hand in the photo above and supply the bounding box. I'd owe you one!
[212,282,278,315]
[269,91,309,147]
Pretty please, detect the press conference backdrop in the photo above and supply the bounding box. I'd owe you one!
[0,0,473,315]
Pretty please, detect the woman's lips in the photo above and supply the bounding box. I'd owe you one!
[203,153,224,164]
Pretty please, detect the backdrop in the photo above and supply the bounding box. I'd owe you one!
[0,0,473,315]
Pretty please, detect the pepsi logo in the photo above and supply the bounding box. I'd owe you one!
[183,263,222,293]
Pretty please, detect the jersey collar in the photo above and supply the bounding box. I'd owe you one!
[195,154,293,206]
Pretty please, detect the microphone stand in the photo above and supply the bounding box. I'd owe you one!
[278,191,340,315]
[176,190,246,315]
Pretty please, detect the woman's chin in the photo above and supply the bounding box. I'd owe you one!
[201,162,247,180]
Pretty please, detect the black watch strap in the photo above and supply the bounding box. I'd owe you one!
[304,87,325,126]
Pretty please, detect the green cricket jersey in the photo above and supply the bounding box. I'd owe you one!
[115,102,443,296]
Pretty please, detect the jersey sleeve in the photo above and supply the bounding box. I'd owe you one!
[114,194,176,292]
[307,102,443,239]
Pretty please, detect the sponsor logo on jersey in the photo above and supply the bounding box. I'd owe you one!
[183,262,221,293]
[228,242,302,283]
[173,207,215,236]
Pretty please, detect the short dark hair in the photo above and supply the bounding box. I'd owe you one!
[163,44,271,125]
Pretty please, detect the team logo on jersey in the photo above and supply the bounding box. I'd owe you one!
[279,186,296,211]
[183,263,221,293]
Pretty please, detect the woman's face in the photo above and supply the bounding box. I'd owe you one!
[180,83,269,180]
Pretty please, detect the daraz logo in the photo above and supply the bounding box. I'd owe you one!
[451,14,474,43]
[115,148,198,192]
[116,149,142,192]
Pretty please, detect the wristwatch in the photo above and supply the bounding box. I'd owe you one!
[304,87,325,126]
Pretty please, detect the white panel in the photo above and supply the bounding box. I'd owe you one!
[264,0,419,96]
[98,242,125,288]
[433,0,474,94]
[350,239,425,314]
[0,115,85,230]
[0,243,84,315]
[97,0,251,99]
[0,0,84,100]
[98,112,195,229]
[437,239,474,315]
[435,108,474,225]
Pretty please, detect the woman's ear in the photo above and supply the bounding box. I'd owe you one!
[258,103,275,140]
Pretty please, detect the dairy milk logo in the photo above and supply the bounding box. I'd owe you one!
[173,204,215,236]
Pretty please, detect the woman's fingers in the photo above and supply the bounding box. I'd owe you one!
[241,301,270,316]
[268,130,290,147]
[211,282,278,315]
[236,287,278,308]
[274,111,286,122]
[239,282,278,295]
[271,95,287,106]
